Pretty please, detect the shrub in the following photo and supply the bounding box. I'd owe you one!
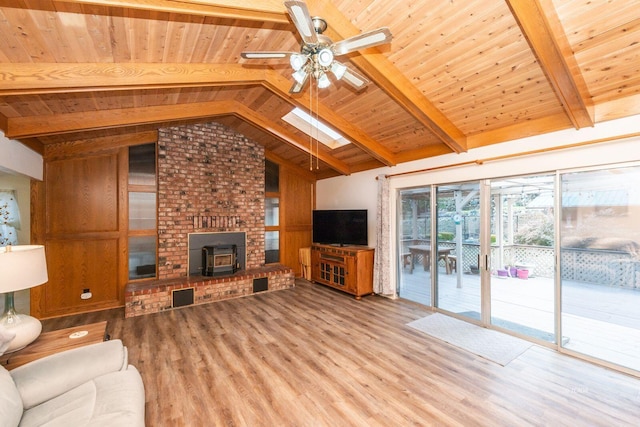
[438,232,454,241]
[514,221,553,246]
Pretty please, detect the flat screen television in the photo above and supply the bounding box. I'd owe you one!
[312,209,368,246]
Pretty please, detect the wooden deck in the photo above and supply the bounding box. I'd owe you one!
[40,279,640,426]
[399,266,640,372]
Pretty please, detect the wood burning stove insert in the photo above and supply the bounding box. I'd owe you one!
[188,232,246,276]
[202,244,239,276]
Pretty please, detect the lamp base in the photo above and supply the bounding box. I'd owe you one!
[0,312,42,353]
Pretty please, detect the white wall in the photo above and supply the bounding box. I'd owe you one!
[0,133,41,315]
[315,170,381,248]
[0,172,33,315]
[317,114,640,260]
[0,131,43,180]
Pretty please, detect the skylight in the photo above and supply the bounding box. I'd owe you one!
[282,108,351,150]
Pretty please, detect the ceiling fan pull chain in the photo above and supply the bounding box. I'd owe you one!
[315,83,320,170]
[309,78,314,171]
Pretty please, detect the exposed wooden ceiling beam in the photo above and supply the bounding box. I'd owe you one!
[595,93,640,123]
[0,62,395,167]
[306,0,467,154]
[49,0,289,24]
[44,131,158,159]
[467,113,573,149]
[0,63,264,95]
[506,0,594,129]
[1,0,410,167]
[5,99,351,175]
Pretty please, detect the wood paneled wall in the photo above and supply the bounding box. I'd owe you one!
[31,131,315,319]
[32,146,129,318]
[278,160,315,276]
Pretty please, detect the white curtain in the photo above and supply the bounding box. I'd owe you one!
[0,190,20,246]
[373,175,394,295]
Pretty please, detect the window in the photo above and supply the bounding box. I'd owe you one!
[0,190,20,246]
[128,143,157,280]
[282,108,351,149]
[265,159,280,264]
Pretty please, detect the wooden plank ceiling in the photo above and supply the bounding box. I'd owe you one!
[0,0,639,179]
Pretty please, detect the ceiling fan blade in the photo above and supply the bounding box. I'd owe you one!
[284,0,318,45]
[241,51,296,60]
[341,66,370,91]
[332,27,392,56]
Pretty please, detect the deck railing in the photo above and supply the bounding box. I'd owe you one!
[427,241,640,289]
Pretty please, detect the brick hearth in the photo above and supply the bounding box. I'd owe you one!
[125,265,294,317]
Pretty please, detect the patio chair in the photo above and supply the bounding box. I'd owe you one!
[439,254,457,274]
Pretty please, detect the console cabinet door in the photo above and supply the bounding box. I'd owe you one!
[344,254,358,294]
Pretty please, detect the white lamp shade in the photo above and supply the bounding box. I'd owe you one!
[0,245,48,293]
[292,68,309,85]
[289,53,308,71]
[331,62,347,80]
[317,72,331,89]
[317,48,334,67]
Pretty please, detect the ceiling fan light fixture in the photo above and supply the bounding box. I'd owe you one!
[290,53,308,71]
[292,68,309,85]
[317,48,334,67]
[331,62,347,80]
[243,1,392,93]
[317,72,331,89]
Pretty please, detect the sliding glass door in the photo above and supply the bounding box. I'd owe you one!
[400,177,557,337]
[489,175,556,342]
[397,187,432,306]
[560,165,640,371]
[435,182,482,320]
[396,162,640,374]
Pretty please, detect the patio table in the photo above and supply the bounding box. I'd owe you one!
[407,245,453,274]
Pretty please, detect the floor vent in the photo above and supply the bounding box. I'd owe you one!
[253,277,268,293]
[172,288,195,308]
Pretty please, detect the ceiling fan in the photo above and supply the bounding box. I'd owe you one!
[241,0,392,94]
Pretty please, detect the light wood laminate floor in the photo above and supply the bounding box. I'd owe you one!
[42,279,640,426]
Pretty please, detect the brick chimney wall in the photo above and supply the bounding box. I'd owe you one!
[157,122,265,279]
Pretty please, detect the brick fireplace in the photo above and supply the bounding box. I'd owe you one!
[125,121,294,317]
[157,122,265,278]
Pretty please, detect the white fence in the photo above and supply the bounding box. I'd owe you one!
[433,242,640,289]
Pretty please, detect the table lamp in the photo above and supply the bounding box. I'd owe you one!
[0,245,48,353]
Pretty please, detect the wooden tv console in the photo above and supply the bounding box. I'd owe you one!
[310,244,375,299]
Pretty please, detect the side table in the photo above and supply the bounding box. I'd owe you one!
[0,321,108,370]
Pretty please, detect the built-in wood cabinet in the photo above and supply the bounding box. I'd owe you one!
[311,244,374,299]
[31,133,157,318]
[32,148,127,318]
[265,153,315,277]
